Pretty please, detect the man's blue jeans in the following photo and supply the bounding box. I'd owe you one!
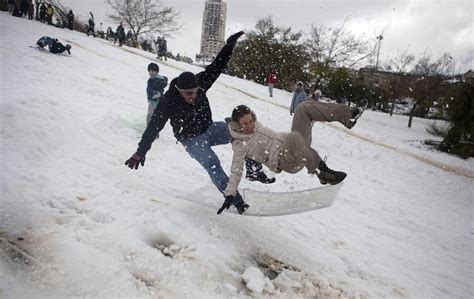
[181,121,262,196]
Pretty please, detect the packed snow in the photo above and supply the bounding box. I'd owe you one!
[1,13,473,298]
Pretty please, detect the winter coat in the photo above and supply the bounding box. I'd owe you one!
[147,74,168,104]
[224,119,288,196]
[20,0,28,11]
[46,5,53,16]
[49,39,66,54]
[135,36,238,157]
[36,36,54,48]
[106,27,114,39]
[116,25,125,39]
[266,71,277,85]
[290,88,308,114]
[39,3,46,15]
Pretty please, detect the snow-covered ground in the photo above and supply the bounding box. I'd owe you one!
[1,13,473,298]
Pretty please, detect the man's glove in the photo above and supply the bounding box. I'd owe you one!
[226,31,244,47]
[125,153,145,169]
[217,195,234,215]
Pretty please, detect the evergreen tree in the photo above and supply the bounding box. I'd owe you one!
[440,82,474,158]
[228,17,309,91]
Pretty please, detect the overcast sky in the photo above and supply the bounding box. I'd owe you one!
[61,0,473,73]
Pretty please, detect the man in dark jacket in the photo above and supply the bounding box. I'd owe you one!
[20,0,28,17]
[39,2,46,23]
[115,22,125,46]
[67,10,74,30]
[125,31,274,215]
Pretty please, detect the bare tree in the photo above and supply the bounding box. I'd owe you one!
[106,0,180,41]
[407,52,453,128]
[304,18,371,68]
[385,51,416,73]
[412,51,453,76]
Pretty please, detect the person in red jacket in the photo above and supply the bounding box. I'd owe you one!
[266,69,277,97]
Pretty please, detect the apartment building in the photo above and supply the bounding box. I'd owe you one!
[198,0,227,62]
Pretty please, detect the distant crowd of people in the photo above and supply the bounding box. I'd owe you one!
[8,0,54,24]
[6,1,166,52]
[7,0,76,29]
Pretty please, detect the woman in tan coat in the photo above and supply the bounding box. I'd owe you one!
[220,101,367,212]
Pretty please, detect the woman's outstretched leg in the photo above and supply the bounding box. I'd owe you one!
[291,101,351,145]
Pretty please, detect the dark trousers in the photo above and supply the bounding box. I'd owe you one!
[50,42,68,54]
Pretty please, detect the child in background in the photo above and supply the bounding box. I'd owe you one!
[146,63,168,127]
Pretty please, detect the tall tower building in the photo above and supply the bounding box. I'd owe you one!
[199,0,227,62]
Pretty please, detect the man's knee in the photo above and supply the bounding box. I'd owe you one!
[190,150,221,170]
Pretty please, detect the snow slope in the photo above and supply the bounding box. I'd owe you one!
[1,13,473,298]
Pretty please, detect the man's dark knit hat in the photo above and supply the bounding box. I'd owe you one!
[177,72,198,89]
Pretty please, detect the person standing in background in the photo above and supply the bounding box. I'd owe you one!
[266,68,277,97]
[145,62,168,126]
[290,81,308,115]
[67,10,74,30]
[34,0,40,20]
[27,0,34,20]
[45,3,53,25]
[308,89,322,102]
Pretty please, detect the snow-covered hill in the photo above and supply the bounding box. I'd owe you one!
[1,13,473,298]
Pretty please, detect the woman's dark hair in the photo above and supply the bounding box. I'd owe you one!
[231,105,253,122]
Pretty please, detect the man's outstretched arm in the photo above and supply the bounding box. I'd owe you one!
[198,31,244,91]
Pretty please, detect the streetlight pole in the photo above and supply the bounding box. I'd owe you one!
[449,56,455,80]
[375,35,383,71]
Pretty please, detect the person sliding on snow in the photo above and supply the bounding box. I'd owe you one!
[125,31,274,215]
[36,36,71,55]
[218,100,367,214]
